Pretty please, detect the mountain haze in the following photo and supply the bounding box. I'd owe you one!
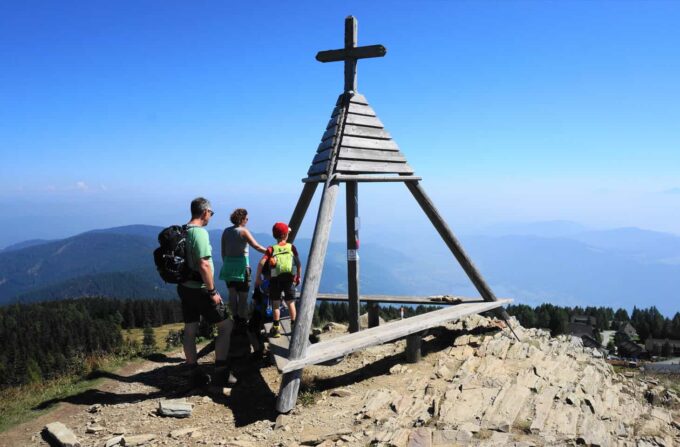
[1,223,679,316]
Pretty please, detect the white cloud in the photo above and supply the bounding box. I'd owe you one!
[75,181,89,191]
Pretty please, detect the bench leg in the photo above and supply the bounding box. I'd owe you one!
[406,332,422,363]
[368,303,380,328]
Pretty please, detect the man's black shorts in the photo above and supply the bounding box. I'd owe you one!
[269,275,296,303]
[177,284,231,324]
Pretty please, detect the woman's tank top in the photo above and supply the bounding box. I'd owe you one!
[222,225,249,257]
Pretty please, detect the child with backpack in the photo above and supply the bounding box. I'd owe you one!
[254,222,302,338]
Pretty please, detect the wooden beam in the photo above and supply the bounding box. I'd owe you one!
[347,103,376,116]
[340,136,399,151]
[333,174,422,183]
[338,147,406,162]
[277,179,341,413]
[287,182,318,243]
[307,160,331,176]
[313,293,486,305]
[335,159,414,174]
[343,124,391,139]
[404,181,511,321]
[350,94,369,105]
[346,181,360,333]
[280,299,511,373]
[345,114,384,128]
[316,44,387,63]
[406,333,423,363]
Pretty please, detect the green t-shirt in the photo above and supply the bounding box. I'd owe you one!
[182,225,213,289]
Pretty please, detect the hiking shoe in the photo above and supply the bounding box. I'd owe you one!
[269,324,281,338]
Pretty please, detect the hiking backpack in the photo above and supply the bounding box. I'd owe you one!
[153,225,199,284]
[271,243,294,276]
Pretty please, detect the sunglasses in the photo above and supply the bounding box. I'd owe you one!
[206,209,215,216]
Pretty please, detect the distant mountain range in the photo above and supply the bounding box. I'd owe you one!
[1,223,679,316]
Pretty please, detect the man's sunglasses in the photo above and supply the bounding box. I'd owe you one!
[207,209,215,216]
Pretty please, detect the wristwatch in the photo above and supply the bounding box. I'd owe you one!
[207,288,217,296]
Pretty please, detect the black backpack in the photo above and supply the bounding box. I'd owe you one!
[153,225,200,284]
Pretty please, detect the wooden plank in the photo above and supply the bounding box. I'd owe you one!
[308,160,331,176]
[321,125,339,142]
[350,93,369,105]
[368,303,380,328]
[335,159,414,174]
[302,175,328,183]
[326,115,342,130]
[338,147,406,162]
[281,299,511,373]
[344,17,358,93]
[346,181,360,333]
[317,138,336,153]
[277,178,341,413]
[406,333,422,363]
[316,44,387,63]
[313,148,333,164]
[264,317,293,372]
[345,114,384,128]
[334,174,422,183]
[288,182,318,243]
[343,124,390,139]
[348,103,376,116]
[340,136,399,151]
[313,293,486,305]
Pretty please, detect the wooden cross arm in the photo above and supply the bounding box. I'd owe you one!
[316,44,387,63]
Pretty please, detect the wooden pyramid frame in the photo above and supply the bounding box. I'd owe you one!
[276,16,512,413]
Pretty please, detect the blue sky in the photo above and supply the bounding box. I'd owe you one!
[1,1,679,247]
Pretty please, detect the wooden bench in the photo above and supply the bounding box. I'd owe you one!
[265,299,510,374]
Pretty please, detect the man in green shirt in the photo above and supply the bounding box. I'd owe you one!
[177,197,236,387]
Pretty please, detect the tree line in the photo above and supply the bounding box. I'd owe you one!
[506,303,680,341]
[0,297,183,388]
[3,296,679,389]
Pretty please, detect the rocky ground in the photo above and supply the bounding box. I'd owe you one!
[3,315,680,447]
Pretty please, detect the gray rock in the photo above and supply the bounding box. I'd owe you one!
[44,422,80,447]
[408,428,432,447]
[104,435,124,447]
[330,388,352,397]
[85,424,105,434]
[125,434,156,446]
[169,427,199,438]
[157,398,192,418]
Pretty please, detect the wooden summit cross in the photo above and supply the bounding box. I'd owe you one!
[275,16,513,413]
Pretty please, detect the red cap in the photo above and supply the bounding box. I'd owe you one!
[272,222,289,239]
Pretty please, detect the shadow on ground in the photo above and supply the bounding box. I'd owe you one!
[33,341,278,427]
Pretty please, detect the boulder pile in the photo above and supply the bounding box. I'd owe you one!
[358,314,679,446]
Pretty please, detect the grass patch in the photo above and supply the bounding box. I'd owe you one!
[124,322,184,345]
[0,322,185,434]
[0,355,136,433]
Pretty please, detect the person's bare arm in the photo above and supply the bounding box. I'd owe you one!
[242,228,266,253]
[198,257,221,304]
[294,255,302,285]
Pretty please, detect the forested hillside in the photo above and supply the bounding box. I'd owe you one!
[0,298,182,388]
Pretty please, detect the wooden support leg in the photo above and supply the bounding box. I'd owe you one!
[346,181,360,333]
[368,302,380,328]
[406,332,422,363]
[277,179,340,413]
[404,181,511,322]
[288,182,318,243]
